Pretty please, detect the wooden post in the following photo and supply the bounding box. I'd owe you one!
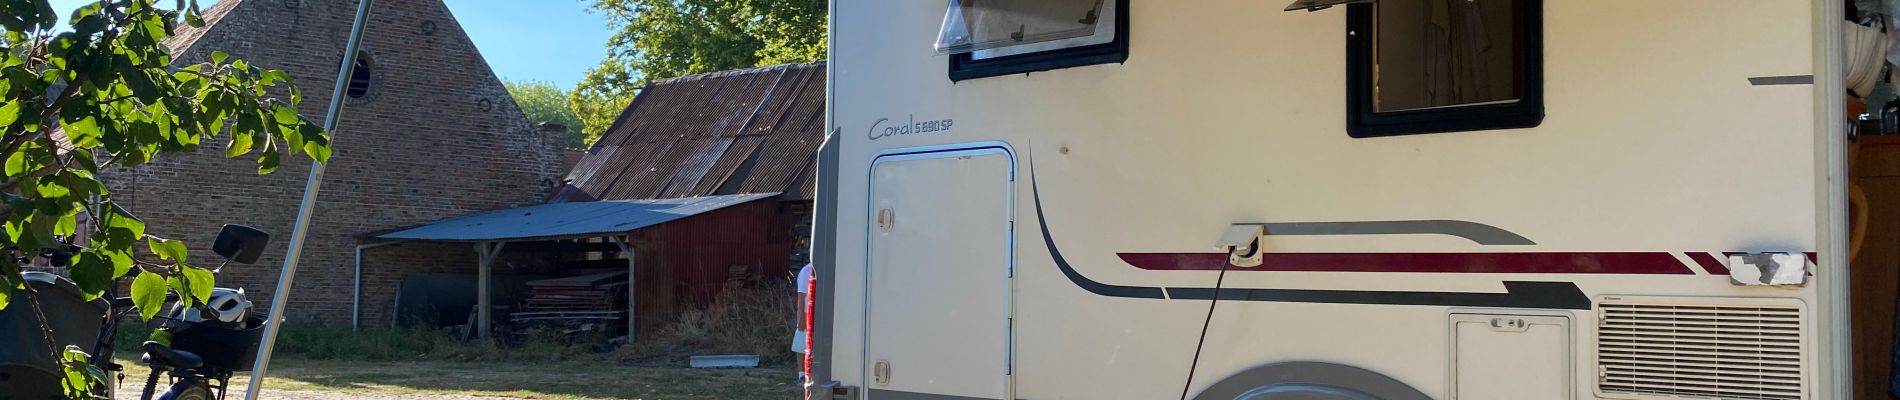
[475,242,505,339]
[615,236,636,343]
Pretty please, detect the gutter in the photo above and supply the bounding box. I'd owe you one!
[353,240,406,330]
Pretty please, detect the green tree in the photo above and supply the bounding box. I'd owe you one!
[504,79,587,149]
[1,0,331,396]
[571,0,826,140]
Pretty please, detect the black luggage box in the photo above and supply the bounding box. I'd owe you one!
[167,315,267,372]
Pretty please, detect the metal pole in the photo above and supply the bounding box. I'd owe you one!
[353,241,403,330]
[244,1,376,397]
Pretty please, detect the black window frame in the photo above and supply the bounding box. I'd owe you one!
[948,0,1130,82]
[1345,0,1544,138]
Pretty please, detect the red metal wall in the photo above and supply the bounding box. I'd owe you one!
[658,199,797,305]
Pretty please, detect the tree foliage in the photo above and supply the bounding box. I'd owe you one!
[571,0,826,141]
[504,79,587,149]
[2,0,331,396]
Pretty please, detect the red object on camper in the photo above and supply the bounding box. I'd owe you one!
[803,269,816,396]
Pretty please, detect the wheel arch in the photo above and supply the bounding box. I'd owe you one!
[1191,361,1433,400]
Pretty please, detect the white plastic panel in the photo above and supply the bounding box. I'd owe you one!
[1450,314,1572,400]
[865,148,1013,399]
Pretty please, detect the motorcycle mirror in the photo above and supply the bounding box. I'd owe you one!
[212,225,271,265]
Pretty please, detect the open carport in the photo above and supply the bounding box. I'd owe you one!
[367,192,779,340]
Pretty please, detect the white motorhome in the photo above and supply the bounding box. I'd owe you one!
[806,0,1877,399]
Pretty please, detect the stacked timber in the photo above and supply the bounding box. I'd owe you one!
[512,271,627,322]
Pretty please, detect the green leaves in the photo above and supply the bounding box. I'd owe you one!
[60,345,107,400]
[0,0,56,33]
[0,98,18,127]
[130,271,165,320]
[505,80,589,149]
[183,4,205,28]
[97,202,145,250]
[224,128,252,157]
[68,249,129,300]
[0,3,334,391]
[0,273,10,311]
[171,265,212,304]
[147,236,186,261]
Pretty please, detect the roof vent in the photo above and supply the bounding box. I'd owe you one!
[1595,296,1807,400]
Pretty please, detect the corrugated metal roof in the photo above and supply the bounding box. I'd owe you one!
[376,193,779,242]
[568,62,826,202]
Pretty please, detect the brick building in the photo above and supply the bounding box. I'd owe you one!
[102,0,565,325]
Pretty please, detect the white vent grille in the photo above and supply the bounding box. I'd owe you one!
[1596,297,1807,400]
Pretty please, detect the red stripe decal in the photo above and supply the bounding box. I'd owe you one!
[1686,252,1728,275]
[1117,252,1695,274]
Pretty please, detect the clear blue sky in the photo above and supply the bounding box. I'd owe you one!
[47,0,612,89]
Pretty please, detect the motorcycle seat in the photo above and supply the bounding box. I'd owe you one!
[142,341,204,370]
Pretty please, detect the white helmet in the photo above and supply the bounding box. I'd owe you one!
[171,288,252,325]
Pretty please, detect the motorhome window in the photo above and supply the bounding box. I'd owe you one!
[942,0,1130,81]
[969,0,1117,60]
[936,0,1105,55]
[1346,0,1544,137]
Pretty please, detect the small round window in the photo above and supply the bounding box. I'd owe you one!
[346,51,374,99]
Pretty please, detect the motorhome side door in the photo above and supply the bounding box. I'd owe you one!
[864,147,1015,399]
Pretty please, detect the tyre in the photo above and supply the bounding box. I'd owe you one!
[157,379,213,400]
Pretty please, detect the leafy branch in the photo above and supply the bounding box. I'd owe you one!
[1,0,335,397]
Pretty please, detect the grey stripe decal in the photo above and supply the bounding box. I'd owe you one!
[1749,75,1814,86]
[1244,220,1535,245]
[1166,281,1591,310]
[865,389,1000,400]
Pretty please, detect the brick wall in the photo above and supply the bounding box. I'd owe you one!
[100,0,563,326]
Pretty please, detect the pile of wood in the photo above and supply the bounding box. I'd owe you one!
[520,271,627,313]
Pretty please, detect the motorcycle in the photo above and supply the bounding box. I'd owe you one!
[0,224,271,400]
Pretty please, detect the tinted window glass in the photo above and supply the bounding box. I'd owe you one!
[1371,0,1523,112]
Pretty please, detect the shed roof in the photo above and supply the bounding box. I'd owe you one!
[374,193,778,242]
[567,62,827,202]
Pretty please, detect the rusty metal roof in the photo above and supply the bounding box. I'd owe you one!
[568,62,826,202]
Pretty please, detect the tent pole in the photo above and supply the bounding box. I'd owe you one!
[244,0,375,397]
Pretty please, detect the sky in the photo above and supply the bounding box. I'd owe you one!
[46,0,613,89]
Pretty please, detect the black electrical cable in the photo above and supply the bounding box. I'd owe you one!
[1177,243,1243,400]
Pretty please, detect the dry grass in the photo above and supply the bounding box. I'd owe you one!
[621,281,797,365]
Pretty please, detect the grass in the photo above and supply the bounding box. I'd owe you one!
[113,357,798,399]
[108,282,802,399]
